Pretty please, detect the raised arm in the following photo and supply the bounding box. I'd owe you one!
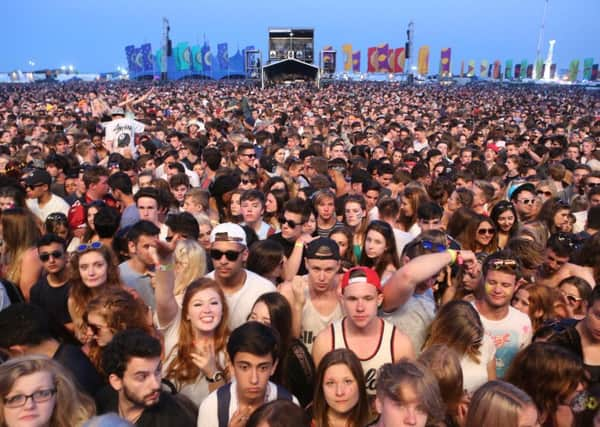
[149,242,179,327]
[382,250,475,312]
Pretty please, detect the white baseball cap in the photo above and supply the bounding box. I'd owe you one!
[210,223,247,246]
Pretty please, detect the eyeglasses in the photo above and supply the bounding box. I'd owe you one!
[537,190,553,197]
[39,250,64,262]
[3,388,57,408]
[486,258,519,270]
[279,216,302,228]
[241,153,256,158]
[420,240,447,252]
[210,249,243,261]
[517,198,536,205]
[76,241,103,252]
[477,228,496,235]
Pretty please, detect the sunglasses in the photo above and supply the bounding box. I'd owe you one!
[210,249,243,261]
[279,216,302,228]
[477,228,496,235]
[76,241,103,252]
[241,179,256,185]
[39,250,64,262]
[421,240,447,252]
[517,198,536,205]
[537,190,553,197]
[486,258,519,270]
[241,153,256,158]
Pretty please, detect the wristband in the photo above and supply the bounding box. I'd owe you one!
[447,249,458,266]
[157,263,174,272]
[294,242,304,249]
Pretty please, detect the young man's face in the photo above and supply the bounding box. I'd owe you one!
[375,386,428,427]
[541,248,569,276]
[316,197,335,221]
[136,197,159,223]
[306,258,339,292]
[232,351,277,404]
[342,282,383,329]
[280,211,303,241]
[171,184,188,202]
[129,234,158,267]
[183,197,203,215]
[38,242,66,275]
[418,218,442,232]
[482,269,517,309]
[514,191,537,219]
[110,356,162,410]
[210,241,247,281]
[364,190,379,211]
[241,198,264,224]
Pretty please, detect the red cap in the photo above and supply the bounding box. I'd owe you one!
[341,266,382,293]
[486,143,499,153]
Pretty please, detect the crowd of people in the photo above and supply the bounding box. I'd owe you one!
[0,79,599,427]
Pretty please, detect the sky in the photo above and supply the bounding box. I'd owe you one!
[3,0,599,73]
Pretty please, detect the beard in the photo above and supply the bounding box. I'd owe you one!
[123,384,160,409]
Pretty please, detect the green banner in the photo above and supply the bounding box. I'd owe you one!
[569,59,580,82]
[583,58,594,80]
[535,59,544,79]
[505,60,513,79]
[520,59,528,79]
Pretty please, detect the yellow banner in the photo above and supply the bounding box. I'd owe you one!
[418,46,430,75]
[342,44,353,72]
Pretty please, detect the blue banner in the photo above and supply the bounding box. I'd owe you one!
[192,45,203,72]
[201,42,212,73]
[140,43,153,72]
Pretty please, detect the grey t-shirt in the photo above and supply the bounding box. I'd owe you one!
[118,261,155,310]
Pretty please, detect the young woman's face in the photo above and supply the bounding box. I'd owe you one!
[497,209,515,232]
[511,288,530,315]
[0,196,15,211]
[344,202,365,228]
[78,251,108,288]
[302,213,317,235]
[3,371,56,427]
[199,224,212,250]
[322,363,360,417]
[553,208,571,232]
[559,282,584,316]
[364,229,387,259]
[400,197,413,217]
[330,232,349,258]
[248,301,271,325]
[86,311,114,347]
[475,221,495,247]
[265,193,277,214]
[186,288,223,333]
[87,206,99,230]
[229,194,241,217]
[274,148,286,164]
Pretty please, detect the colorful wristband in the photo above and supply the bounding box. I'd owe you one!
[447,249,458,266]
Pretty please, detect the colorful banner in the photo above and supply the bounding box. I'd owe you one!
[440,48,451,76]
[367,47,378,73]
[460,60,464,77]
[467,60,475,77]
[568,59,580,82]
[480,60,489,77]
[342,44,353,71]
[191,45,203,72]
[377,44,391,72]
[201,42,212,73]
[493,60,501,79]
[154,48,163,73]
[592,64,599,81]
[535,59,544,79]
[322,45,335,71]
[176,42,191,71]
[526,64,533,78]
[505,60,513,79]
[520,60,528,79]
[514,63,521,79]
[217,43,229,70]
[352,51,361,73]
[583,58,594,80]
[125,45,135,72]
[393,48,405,73]
[417,46,430,75]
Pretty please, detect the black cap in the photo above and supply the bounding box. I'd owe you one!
[24,169,51,187]
[305,237,340,260]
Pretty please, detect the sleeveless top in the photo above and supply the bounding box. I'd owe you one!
[300,282,344,353]
[331,317,396,395]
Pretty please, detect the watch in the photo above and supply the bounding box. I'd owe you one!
[206,371,225,383]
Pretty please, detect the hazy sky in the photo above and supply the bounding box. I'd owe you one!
[3,0,599,73]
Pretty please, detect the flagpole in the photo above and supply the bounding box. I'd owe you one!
[534,0,548,79]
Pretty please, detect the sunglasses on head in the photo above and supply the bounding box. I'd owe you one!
[210,249,243,261]
[39,250,63,262]
[486,258,519,270]
[279,216,302,228]
[76,241,103,253]
[420,240,447,252]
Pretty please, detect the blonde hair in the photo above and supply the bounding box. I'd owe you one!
[1,208,41,286]
[466,380,535,427]
[173,239,207,298]
[0,355,95,427]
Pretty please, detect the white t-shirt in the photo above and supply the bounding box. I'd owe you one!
[102,117,144,157]
[473,303,532,378]
[26,194,70,222]
[460,334,496,394]
[197,381,299,427]
[205,269,276,330]
[157,310,226,407]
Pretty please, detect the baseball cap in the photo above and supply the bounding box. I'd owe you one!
[304,237,340,260]
[210,222,247,246]
[24,169,51,187]
[341,266,382,292]
[508,182,536,201]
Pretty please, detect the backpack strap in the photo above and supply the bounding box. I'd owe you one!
[276,384,293,401]
[217,383,232,427]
